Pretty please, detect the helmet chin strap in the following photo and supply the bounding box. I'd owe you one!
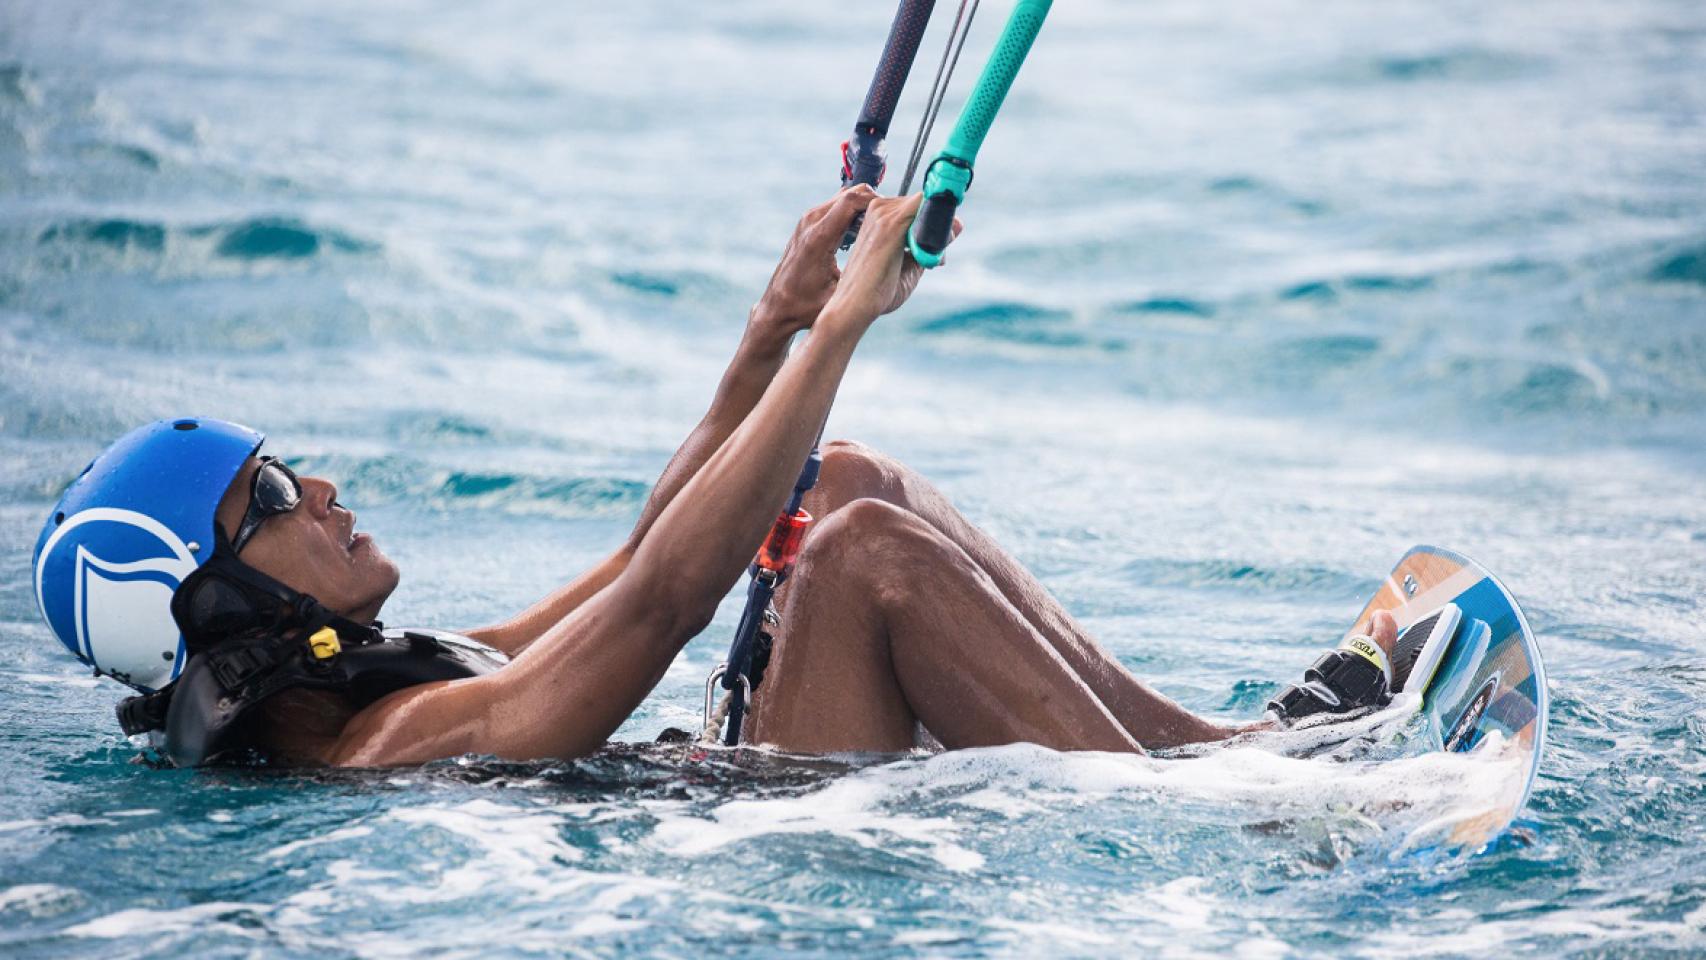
[201,531,383,645]
[119,538,385,738]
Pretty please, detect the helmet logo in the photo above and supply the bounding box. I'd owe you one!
[74,546,189,678]
[35,508,199,690]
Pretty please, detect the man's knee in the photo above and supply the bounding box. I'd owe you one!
[806,497,937,571]
[820,439,904,498]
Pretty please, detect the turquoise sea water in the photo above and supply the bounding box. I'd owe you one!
[3,0,1704,955]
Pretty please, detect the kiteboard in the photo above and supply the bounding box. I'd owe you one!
[1347,544,1548,845]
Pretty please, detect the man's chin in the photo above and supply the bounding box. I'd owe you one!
[348,547,401,623]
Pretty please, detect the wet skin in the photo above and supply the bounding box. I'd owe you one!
[214,461,397,624]
[217,186,1394,766]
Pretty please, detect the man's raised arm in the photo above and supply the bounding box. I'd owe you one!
[469,186,879,656]
[328,193,934,765]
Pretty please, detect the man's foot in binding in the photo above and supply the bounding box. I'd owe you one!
[1266,611,1400,726]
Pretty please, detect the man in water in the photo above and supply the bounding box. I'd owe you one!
[33,189,1397,766]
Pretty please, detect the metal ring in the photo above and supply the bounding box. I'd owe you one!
[701,665,753,742]
[703,664,727,729]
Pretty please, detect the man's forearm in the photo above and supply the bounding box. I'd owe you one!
[622,184,886,552]
[465,310,793,656]
[625,313,865,626]
[472,188,880,653]
[626,189,924,615]
[624,312,793,553]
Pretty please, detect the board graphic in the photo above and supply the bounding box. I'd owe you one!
[1347,545,1548,845]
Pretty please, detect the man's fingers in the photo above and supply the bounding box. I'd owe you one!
[863,192,923,246]
[799,183,871,230]
[807,183,880,239]
[803,183,877,230]
[838,192,926,267]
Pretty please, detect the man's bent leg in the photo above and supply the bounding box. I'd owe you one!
[750,498,1143,755]
[800,441,1229,749]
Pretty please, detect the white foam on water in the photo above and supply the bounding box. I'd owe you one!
[1361,902,1706,957]
[677,726,1529,878]
[384,798,585,902]
[265,848,677,956]
[566,914,648,938]
[0,883,82,917]
[1141,877,1217,933]
[326,858,402,886]
[8,672,103,689]
[262,797,688,950]
[986,915,1119,947]
[1092,876,1260,958]
[951,735,1520,847]
[1234,937,1293,960]
[696,906,772,936]
[338,929,448,960]
[263,823,375,860]
[63,900,274,939]
[1054,875,1301,959]
[1686,900,1706,931]
[280,887,336,911]
[327,876,672,957]
[892,927,967,946]
[646,773,986,872]
[952,785,1045,819]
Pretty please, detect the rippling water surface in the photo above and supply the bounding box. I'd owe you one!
[2,1,1704,955]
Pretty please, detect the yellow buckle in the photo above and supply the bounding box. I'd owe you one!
[307,627,342,660]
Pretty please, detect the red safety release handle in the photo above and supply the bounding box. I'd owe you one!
[755,509,812,578]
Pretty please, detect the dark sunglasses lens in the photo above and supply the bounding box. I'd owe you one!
[252,462,300,513]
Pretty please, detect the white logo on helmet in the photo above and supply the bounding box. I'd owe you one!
[35,508,198,690]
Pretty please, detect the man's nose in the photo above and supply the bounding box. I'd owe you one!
[301,476,339,517]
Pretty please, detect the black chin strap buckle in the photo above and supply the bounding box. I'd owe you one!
[207,644,277,692]
[116,688,173,736]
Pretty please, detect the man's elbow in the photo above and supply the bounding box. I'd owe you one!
[674,602,718,642]
[623,567,720,644]
[622,539,729,638]
[656,589,719,642]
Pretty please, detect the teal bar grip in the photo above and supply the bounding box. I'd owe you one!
[907,0,1052,268]
[945,0,1050,165]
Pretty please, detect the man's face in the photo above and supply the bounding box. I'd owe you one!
[213,456,399,622]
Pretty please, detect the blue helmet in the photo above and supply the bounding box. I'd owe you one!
[32,418,264,693]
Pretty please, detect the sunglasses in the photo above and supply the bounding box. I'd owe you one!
[230,457,302,555]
